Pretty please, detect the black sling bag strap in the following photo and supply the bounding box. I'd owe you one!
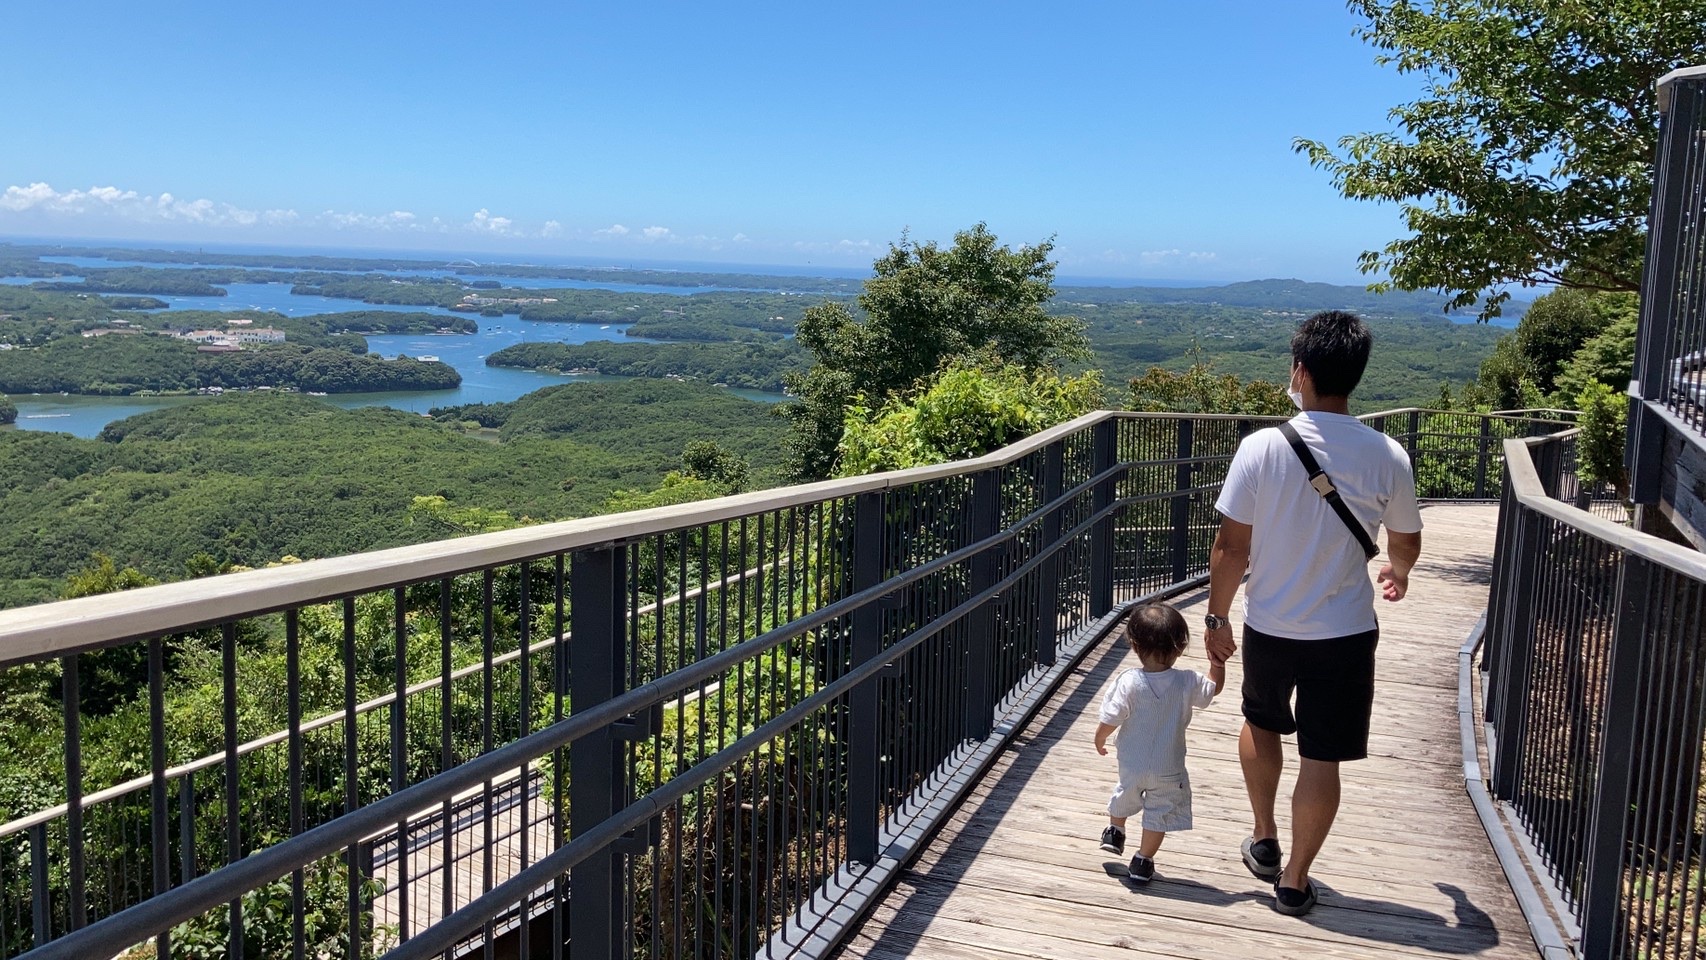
[1276,421,1380,560]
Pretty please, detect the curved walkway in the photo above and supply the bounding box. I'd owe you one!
[838,504,1539,960]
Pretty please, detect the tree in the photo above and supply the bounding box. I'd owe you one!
[836,361,1104,476]
[680,440,751,493]
[0,392,14,425]
[781,224,1089,479]
[1470,288,1636,406]
[1127,360,1293,416]
[1296,1,1706,318]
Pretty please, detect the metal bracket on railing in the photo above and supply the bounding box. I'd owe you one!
[611,704,663,741]
[611,819,660,855]
[879,588,909,610]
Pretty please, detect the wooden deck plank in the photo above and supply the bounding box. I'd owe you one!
[838,504,1540,960]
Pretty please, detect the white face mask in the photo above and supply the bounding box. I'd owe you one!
[1287,367,1305,410]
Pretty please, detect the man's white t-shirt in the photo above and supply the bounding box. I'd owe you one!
[1214,411,1423,639]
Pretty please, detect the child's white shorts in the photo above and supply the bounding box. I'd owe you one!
[1108,770,1193,832]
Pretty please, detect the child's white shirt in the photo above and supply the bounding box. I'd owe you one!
[1099,666,1219,778]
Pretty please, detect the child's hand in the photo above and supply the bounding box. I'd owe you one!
[1095,741,1108,756]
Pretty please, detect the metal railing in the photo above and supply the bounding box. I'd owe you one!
[0,407,1563,960]
[1631,66,1706,504]
[1484,428,1706,959]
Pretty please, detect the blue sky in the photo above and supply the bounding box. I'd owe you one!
[0,2,1425,283]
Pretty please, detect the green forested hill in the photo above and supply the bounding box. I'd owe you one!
[1070,302,1507,408]
[0,383,785,609]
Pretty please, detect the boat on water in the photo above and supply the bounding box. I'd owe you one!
[306,391,328,397]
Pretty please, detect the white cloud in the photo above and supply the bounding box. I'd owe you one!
[0,181,309,229]
[732,232,749,243]
[1138,248,1218,265]
[541,219,563,238]
[641,225,674,241]
[596,223,630,236]
[467,208,517,235]
[321,209,418,231]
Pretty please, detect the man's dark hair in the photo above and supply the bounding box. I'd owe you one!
[1125,603,1189,665]
[1291,310,1373,398]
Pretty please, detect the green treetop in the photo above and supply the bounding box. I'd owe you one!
[781,224,1088,480]
[1297,0,1706,318]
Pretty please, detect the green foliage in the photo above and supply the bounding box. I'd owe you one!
[681,440,752,492]
[167,859,392,960]
[0,334,459,395]
[1295,0,1706,317]
[1576,380,1629,493]
[784,224,1089,480]
[1515,289,1610,397]
[603,471,730,513]
[38,268,228,296]
[1554,299,1639,402]
[1127,358,1293,415]
[837,362,1104,475]
[1471,289,1637,409]
[0,384,785,608]
[487,340,807,392]
[0,391,14,425]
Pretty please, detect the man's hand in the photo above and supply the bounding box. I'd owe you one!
[1377,565,1409,602]
[1205,625,1237,664]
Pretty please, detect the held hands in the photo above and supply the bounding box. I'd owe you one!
[1378,564,1409,602]
[1204,625,1236,665]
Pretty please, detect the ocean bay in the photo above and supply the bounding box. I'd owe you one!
[4,276,786,437]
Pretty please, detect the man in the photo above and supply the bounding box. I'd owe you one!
[1202,310,1422,917]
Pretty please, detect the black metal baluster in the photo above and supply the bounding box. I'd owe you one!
[218,625,241,959]
[392,587,410,943]
[287,611,306,960]
[148,637,172,960]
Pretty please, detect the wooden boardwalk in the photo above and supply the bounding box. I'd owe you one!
[839,503,1539,960]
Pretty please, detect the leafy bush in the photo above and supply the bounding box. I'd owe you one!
[837,362,1104,475]
[1576,381,1628,495]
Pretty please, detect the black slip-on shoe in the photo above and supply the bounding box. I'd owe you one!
[1241,837,1282,882]
[1274,880,1318,916]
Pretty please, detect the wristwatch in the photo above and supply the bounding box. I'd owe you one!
[1204,614,1230,631]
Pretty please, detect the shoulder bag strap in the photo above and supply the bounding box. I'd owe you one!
[1276,421,1380,560]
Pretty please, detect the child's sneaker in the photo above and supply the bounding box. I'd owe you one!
[1128,854,1155,883]
[1098,825,1126,855]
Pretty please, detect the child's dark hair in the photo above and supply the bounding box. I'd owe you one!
[1125,603,1190,664]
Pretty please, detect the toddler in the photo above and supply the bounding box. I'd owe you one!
[1093,603,1223,882]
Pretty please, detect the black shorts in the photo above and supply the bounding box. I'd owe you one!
[1241,625,1379,762]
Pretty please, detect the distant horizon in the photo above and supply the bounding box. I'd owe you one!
[0,232,1411,293]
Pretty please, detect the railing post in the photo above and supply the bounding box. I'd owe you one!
[1630,76,1696,504]
[1473,416,1492,500]
[847,490,885,866]
[1034,441,1065,667]
[963,468,1003,741]
[1170,419,1195,585]
[1406,409,1422,475]
[29,824,48,948]
[1580,554,1653,959]
[1090,418,1118,616]
[1534,439,1563,500]
[1492,502,1546,802]
[1482,464,1517,719]
[569,543,629,959]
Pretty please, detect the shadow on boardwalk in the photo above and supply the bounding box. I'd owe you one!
[839,504,1536,960]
